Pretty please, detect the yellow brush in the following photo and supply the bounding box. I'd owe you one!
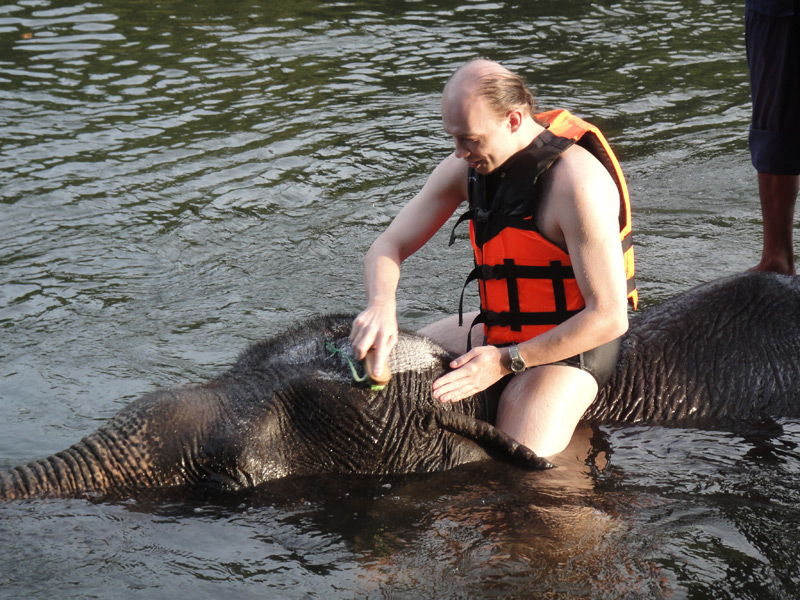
[364,349,391,387]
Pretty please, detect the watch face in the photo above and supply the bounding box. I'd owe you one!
[509,346,525,372]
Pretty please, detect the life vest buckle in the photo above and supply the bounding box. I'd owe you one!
[479,264,507,280]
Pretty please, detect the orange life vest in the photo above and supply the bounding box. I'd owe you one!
[450,109,637,347]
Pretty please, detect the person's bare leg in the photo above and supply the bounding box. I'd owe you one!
[417,311,482,355]
[420,317,597,456]
[495,365,598,458]
[751,172,799,275]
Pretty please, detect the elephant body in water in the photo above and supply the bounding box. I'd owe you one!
[2,272,799,500]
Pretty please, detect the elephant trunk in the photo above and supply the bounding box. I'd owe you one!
[0,431,154,500]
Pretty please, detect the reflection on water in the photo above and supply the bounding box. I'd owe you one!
[1,0,798,598]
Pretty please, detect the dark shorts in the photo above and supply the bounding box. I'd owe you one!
[550,336,621,390]
[495,336,621,391]
[746,1,800,175]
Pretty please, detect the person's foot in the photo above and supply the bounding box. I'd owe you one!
[748,258,796,275]
[753,173,800,276]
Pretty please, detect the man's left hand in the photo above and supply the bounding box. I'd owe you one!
[432,345,511,403]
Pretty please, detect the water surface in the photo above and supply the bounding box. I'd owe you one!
[2,1,798,598]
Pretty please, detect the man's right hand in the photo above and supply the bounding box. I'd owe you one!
[349,304,398,379]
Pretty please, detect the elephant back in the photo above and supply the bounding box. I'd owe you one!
[589,272,800,424]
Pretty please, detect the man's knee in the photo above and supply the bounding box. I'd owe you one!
[496,365,598,457]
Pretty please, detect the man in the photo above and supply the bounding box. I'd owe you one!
[746,0,800,275]
[350,60,636,458]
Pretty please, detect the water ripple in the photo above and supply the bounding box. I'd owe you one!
[0,4,780,596]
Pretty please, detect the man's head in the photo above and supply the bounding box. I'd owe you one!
[442,60,537,174]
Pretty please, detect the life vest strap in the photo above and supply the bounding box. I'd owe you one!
[458,260,576,325]
[621,232,633,252]
[481,308,583,328]
[459,259,579,343]
[458,267,482,327]
[449,210,475,246]
[464,307,583,351]
[473,261,576,282]
[627,272,636,296]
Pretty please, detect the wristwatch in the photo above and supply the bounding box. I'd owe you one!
[508,344,527,374]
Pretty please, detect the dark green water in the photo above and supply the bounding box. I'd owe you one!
[1,1,798,598]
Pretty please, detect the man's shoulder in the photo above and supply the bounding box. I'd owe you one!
[542,143,613,197]
[539,143,618,226]
[555,142,604,174]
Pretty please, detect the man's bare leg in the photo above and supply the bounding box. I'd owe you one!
[496,365,598,458]
[751,172,799,275]
[417,311,481,355]
[420,314,597,458]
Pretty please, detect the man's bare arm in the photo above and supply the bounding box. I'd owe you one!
[350,154,468,369]
[516,145,629,367]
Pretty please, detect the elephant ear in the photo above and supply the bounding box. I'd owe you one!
[430,408,554,470]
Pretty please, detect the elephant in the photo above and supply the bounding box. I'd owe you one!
[1,271,799,501]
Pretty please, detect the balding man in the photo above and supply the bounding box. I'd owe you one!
[350,60,637,458]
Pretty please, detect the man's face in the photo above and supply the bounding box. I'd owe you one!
[442,93,514,175]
